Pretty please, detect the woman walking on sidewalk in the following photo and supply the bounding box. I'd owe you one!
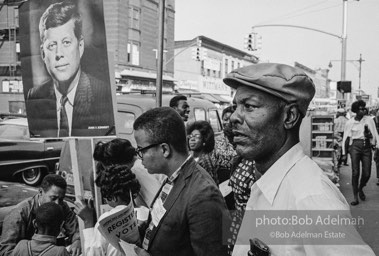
[342,100,379,205]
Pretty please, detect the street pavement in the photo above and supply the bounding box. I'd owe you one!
[338,160,379,255]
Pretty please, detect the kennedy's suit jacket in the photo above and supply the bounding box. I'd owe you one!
[26,71,115,137]
[146,157,229,256]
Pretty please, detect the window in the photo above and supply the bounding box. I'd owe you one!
[194,108,206,121]
[127,41,140,65]
[231,61,235,70]
[116,112,135,135]
[224,59,228,76]
[9,101,25,115]
[0,124,28,140]
[128,7,140,30]
[208,109,222,133]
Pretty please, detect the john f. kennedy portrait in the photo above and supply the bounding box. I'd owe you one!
[19,0,115,138]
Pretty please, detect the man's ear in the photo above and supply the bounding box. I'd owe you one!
[32,219,38,230]
[79,36,84,59]
[161,143,171,158]
[40,45,45,61]
[283,103,301,130]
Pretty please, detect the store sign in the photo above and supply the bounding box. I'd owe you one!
[177,80,198,90]
[200,77,230,94]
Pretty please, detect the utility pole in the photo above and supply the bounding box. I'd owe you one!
[250,0,359,100]
[156,0,165,107]
[341,0,348,99]
[329,54,365,95]
[358,53,364,95]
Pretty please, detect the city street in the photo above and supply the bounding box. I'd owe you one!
[338,160,379,255]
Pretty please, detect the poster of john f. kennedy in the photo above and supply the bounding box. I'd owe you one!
[19,0,116,138]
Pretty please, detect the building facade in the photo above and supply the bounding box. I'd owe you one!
[294,62,331,98]
[0,0,175,114]
[174,36,258,104]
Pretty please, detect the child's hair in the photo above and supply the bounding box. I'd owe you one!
[36,202,64,234]
[95,164,141,203]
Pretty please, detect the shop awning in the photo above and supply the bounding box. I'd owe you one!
[200,94,220,103]
[211,94,231,104]
[120,69,176,82]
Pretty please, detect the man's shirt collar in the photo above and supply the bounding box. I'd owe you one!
[255,143,305,205]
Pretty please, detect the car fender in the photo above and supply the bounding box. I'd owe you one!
[12,164,48,177]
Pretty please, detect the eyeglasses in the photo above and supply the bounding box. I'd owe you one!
[187,134,202,140]
[135,143,162,159]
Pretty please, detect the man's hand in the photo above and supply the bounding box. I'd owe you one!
[341,154,347,162]
[134,246,151,256]
[73,196,96,228]
[68,239,81,256]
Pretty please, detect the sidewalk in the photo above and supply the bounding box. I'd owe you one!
[338,161,379,255]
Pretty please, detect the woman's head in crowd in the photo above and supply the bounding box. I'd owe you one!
[95,164,140,206]
[186,120,215,154]
[93,138,140,206]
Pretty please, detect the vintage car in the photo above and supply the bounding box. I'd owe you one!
[116,93,223,144]
[0,118,63,186]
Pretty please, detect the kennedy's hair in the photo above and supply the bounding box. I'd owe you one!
[39,0,82,42]
[133,107,188,155]
[36,202,64,233]
[169,95,187,108]
[40,174,67,192]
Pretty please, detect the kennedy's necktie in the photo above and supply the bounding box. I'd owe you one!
[59,96,69,137]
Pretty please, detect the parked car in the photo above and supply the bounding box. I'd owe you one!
[116,93,223,144]
[0,118,64,186]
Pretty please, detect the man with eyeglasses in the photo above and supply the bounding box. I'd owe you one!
[133,107,229,256]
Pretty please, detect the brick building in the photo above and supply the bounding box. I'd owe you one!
[174,35,258,105]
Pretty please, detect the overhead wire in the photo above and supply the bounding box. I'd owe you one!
[255,1,340,25]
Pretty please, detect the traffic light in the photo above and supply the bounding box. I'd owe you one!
[192,38,202,61]
[337,81,352,93]
[244,33,254,51]
[244,32,262,51]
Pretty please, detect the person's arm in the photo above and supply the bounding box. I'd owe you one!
[82,226,113,256]
[61,201,81,256]
[341,120,352,155]
[367,118,379,148]
[187,184,229,256]
[0,207,26,256]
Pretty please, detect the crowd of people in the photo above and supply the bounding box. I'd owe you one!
[1,63,377,256]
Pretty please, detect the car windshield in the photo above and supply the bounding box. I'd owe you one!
[0,124,29,140]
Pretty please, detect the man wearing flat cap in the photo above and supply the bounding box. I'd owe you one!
[225,63,374,256]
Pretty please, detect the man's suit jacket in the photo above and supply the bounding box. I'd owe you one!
[146,157,229,256]
[26,71,115,137]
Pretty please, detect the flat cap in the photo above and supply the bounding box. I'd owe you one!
[223,63,316,115]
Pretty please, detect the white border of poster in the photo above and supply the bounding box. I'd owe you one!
[19,0,116,138]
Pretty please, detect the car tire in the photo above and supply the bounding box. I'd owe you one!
[22,168,44,186]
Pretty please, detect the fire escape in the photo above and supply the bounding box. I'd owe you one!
[0,0,23,92]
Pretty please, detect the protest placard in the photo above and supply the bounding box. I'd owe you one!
[97,198,140,253]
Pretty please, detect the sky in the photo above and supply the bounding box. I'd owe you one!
[174,0,379,100]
